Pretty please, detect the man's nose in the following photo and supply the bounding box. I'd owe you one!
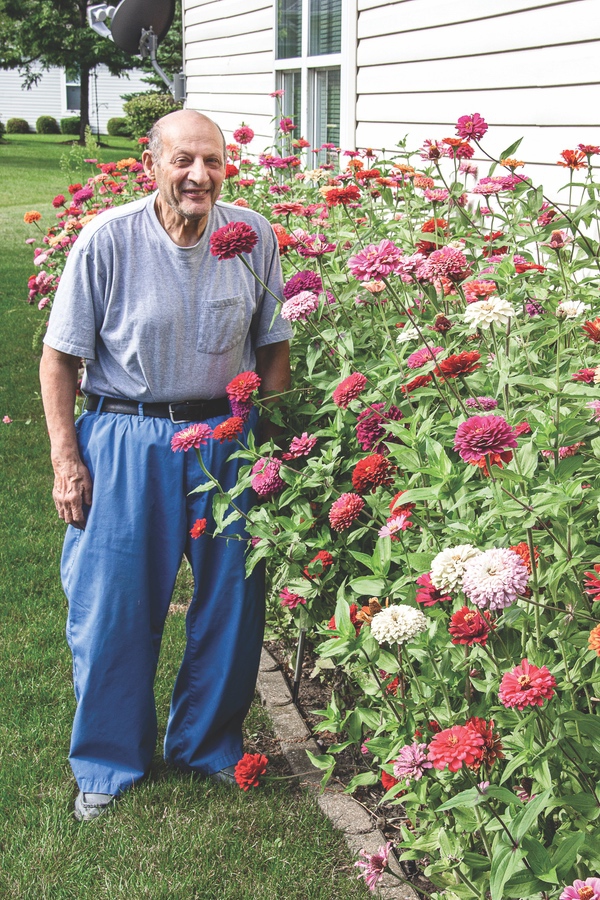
[188,158,208,183]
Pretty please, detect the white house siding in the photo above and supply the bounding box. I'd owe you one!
[355,0,600,198]
[183,0,276,146]
[0,65,149,134]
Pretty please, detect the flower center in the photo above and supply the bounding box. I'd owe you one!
[578,889,594,900]
[517,675,531,688]
[448,735,458,746]
[464,612,476,624]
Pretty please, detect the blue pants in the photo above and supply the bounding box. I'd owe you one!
[61,405,264,796]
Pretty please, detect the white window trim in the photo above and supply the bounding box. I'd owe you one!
[63,67,81,115]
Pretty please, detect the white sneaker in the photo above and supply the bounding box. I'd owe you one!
[74,791,115,821]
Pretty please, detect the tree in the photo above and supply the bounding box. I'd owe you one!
[0,0,139,142]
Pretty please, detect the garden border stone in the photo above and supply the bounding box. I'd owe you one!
[256,647,417,900]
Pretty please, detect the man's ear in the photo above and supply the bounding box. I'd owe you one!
[142,150,155,178]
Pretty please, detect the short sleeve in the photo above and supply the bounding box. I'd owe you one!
[43,235,102,360]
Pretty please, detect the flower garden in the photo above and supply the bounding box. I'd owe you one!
[23,112,600,900]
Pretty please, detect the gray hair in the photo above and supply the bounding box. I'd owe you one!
[146,113,227,165]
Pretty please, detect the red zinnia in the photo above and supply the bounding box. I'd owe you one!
[583,318,600,343]
[381,770,400,792]
[453,415,518,462]
[415,573,452,607]
[234,752,268,790]
[467,450,513,477]
[510,541,539,574]
[436,351,481,379]
[455,113,488,141]
[272,222,296,253]
[304,550,333,578]
[465,718,504,769]
[322,184,361,207]
[572,368,596,384]
[332,372,367,408]
[499,658,556,710]
[557,149,587,169]
[352,454,395,493]
[226,371,261,402]
[209,221,259,260]
[212,416,245,442]
[402,374,432,393]
[583,565,600,600]
[448,606,493,646]
[427,725,485,772]
[328,603,360,634]
[52,194,66,208]
[328,493,365,531]
[225,163,239,178]
[389,491,415,514]
[190,518,207,538]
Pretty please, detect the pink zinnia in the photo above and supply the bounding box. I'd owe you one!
[282,432,317,459]
[279,116,296,133]
[209,221,259,260]
[561,878,600,900]
[171,422,212,452]
[416,245,471,282]
[462,548,529,610]
[393,743,433,783]
[465,396,498,411]
[378,512,412,538]
[295,232,336,257]
[406,345,443,370]
[251,457,285,497]
[332,372,367,408]
[226,371,261,402]
[423,188,449,203]
[283,269,322,299]
[499,658,556,710]
[232,125,254,144]
[328,493,365,531]
[355,842,392,892]
[348,239,403,282]
[355,403,403,453]
[453,415,518,462]
[280,290,320,321]
[428,725,485,772]
[279,587,306,609]
[415,573,451,607]
[456,113,488,141]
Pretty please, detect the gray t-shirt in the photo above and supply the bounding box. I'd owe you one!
[44,193,292,402]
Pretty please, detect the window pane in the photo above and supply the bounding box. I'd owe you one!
[277,0,302,59]
[309,0,341,56]
[281,70,302,128]
[311,67,340,160]
[66,85,81,111]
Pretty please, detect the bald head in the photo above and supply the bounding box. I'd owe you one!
[147,110,227,165]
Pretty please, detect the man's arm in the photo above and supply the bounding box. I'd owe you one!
[255,340,291,444]
[39,345,92,529]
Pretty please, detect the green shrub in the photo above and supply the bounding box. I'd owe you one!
[36,115,60,135]
[6,117,30,134]
[122,92,182,140]
[60,116,81,135]
[0,119,5,142]
[106,116,131,137]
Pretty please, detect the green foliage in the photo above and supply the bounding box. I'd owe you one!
[107,116,131,138]
[35,114,59,134]
[122,92,182,140]
[0,119,5,141]
[60,116,80,136]
[6,116,29,133]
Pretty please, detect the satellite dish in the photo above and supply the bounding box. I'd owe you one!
[110,0,175,55]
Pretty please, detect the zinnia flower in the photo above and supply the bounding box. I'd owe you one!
[283,269,322,299]
[352,454,395,493]
[589,624,600,656]
[328,493,365,531]
[466,717,504,769]
[369,605,427,645]
[428,725,485,772]
[209,222,259,260]
[233,125,254,144]
[437,351,481,378]
[226,371,261,402]
[449,606,493,645]
[52,194,66,208]
[251,457,285,497]
[378,512,412,538]
[295,232,336,257]
[332,372,367,408]
[348,239,403,281]
[583,318,600,342]
[234,752,268,790]
[279,587,306,609]
[355,403,403,452]
[212,416,244,442]
[393,743,432,784]
[281,290,320,321]
[430,544,480,592]
[456,113,488,141]
[282,433,317,459]
[454,415,518,463]
[416,245,471,282]
[583,565,600,600]
[560,878,600,900]
[304,550,333,578]
[462,547,529,610]
[321,184,361,206]
[23,210,42,223]
[190,518,207,538]
[406,345,444,370]
[465,396,498,411]
[171,422,213,451]
[355,842,392,892]
[557,149,587,169]
[499,658,556,710]
[415,573,452,606]
[557,299,588,318]
[464,297,515,329]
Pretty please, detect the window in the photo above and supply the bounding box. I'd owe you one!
[65,67,81,112]
[275,0,346,160]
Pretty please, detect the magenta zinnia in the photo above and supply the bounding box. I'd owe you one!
[232,125,254,144]
[453,415,518,462]
[355,403,403,452]
[415,572,452,607]
[279,587,306,609]
[209,221,259,260]
[171,422,212,452]
[406,345,444,370]
[329,493,365,531]
[251,457,285,497]
[456,112,488,141]
[499,658,556,710]
[348,239,403,281]
[355,842,392,892]
[282,432,317,460]
[283,269,322,299]
[332,372,367,408]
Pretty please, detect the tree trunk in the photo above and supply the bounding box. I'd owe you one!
[79,63,90,144]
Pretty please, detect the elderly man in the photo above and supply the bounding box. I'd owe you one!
[39,109,292,820]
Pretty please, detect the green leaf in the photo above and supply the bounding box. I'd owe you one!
[490,843,526,900]
[436,788,482,812]
[521,834,556,881]
[485,786,523,806]
[212,492,232,528]
[513,789,552,841]
[349,576,386,596]
[499,136,524,161]
[344,771,379,792]
[305,749,336,771]
[550,831,585,875]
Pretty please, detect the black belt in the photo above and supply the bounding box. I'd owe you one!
[84,394,230,424]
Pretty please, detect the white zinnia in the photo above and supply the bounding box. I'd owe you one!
[430,544,481,592]
[370,605,428,645]
[556,300,589,319]
[464,297,515,330]
[396,325,420,344]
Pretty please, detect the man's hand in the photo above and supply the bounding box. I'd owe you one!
[255,340,291,445]
[40,345,93,529]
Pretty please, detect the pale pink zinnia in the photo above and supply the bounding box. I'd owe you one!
[560,878,600,900]
[332,372,367,408]
[499,658,556,710]
[171,422,213,451]
[462,547,529,610]
[453,414,518,462]
[329,493,365,531]
[281,290,320,321]
[393,743,433,784]
[348,239,403,281]
[355,842,392,891]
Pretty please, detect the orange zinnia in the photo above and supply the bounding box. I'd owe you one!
[557,149,586,169]
[23,210,41,223]
[589,624,600,656]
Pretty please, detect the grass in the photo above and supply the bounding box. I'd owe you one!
[0,134,369,900]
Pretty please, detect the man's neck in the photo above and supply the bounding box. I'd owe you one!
[153,196,208,248]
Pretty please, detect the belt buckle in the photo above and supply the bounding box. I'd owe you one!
[168,402,189,424]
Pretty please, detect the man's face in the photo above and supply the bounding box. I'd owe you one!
[143,120,226,224]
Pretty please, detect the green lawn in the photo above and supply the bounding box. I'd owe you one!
[0,134,369,900]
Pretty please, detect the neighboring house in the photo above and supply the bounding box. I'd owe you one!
[0,64,149,134]
[182,0,600,194]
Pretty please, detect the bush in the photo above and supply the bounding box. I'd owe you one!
[6,117,30,134]
[122,92,182,140]
[0,119,5,142]
[60,117,81,135]
[106,117,131,137]
[36,115,60,135]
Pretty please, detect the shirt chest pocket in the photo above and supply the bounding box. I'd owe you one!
[196,295,249,355]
